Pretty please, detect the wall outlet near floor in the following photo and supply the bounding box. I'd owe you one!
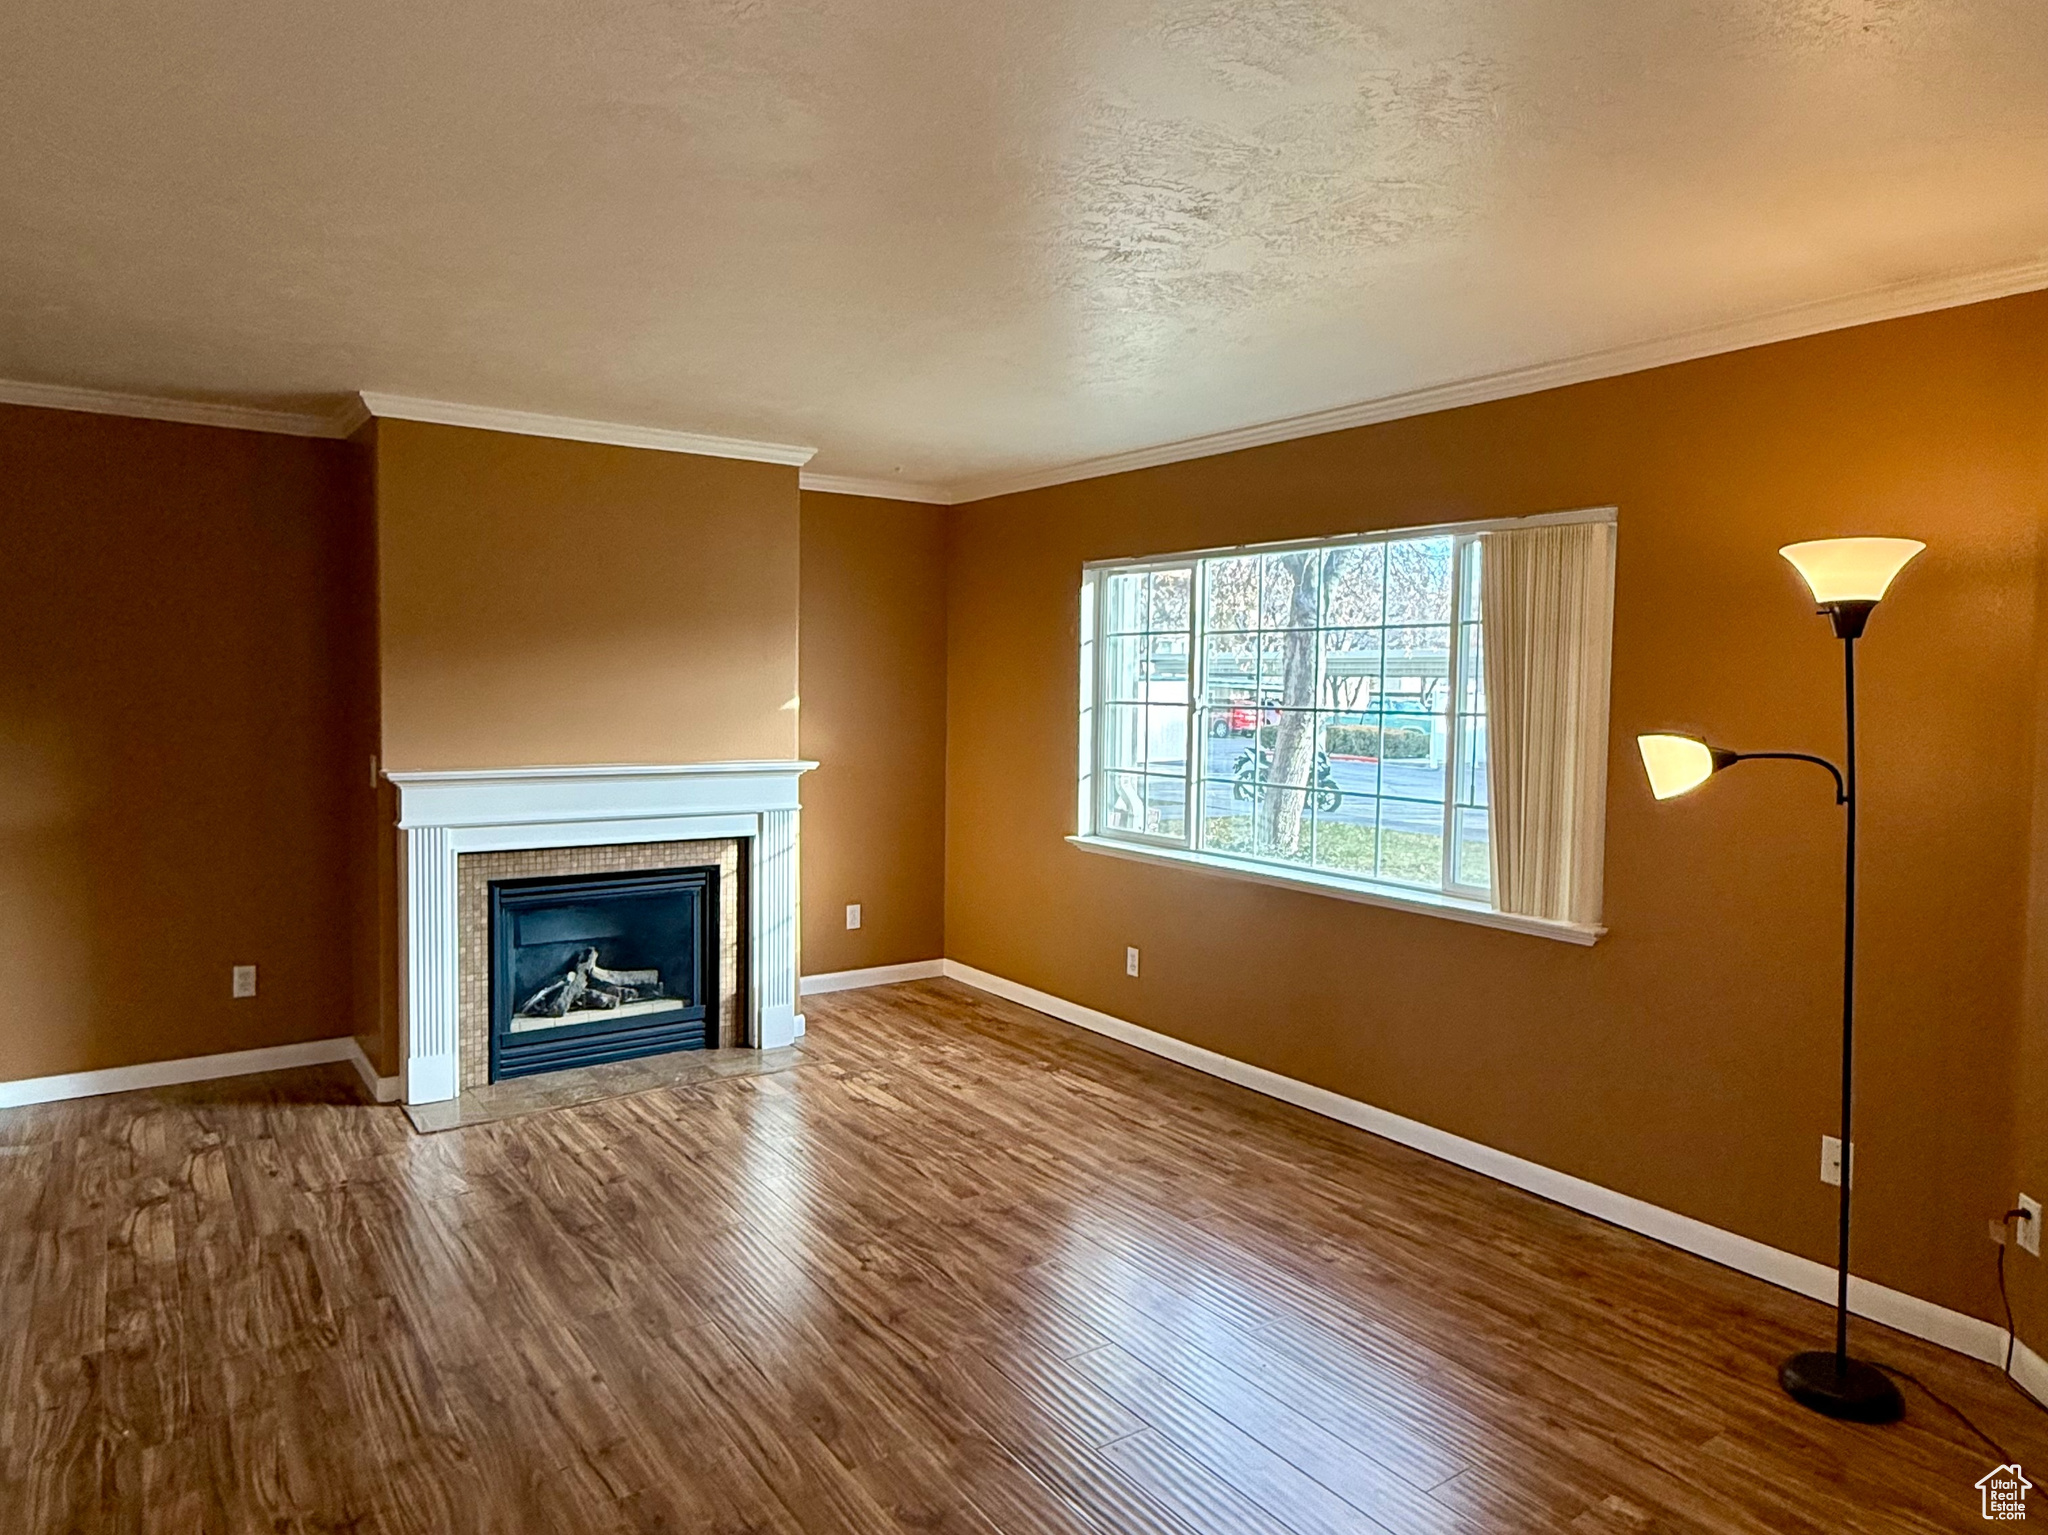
[2021,1194,2043,1256]
[232,965,258,999]
[845,903,862,931]
[1820,1135,1853,1188]
[1126,946,1140,977]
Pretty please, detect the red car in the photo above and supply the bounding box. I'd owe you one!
[1209,701,1264,736]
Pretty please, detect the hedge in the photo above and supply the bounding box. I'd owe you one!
[1255,722,1430,759]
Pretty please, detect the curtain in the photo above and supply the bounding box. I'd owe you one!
[1480,520,1614,924]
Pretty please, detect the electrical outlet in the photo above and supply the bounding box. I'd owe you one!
[232,965,257,999]
[2021,1195,2043,1257]
[845,903,861,931]
[1820,1135,1854,1188]
[1126,946,1140,977]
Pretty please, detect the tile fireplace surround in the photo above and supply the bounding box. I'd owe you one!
[387,761,814,1106]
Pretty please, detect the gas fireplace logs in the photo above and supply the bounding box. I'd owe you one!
[516,948,666,1019]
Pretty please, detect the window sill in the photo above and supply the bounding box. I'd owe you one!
[1065,834,1604,946]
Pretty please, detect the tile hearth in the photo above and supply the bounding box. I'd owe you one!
[403,1039,801,1133]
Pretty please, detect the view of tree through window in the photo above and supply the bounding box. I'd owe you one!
[1088,529,1490,899]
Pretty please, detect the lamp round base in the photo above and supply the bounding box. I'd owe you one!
[1779,1350,1904,1423]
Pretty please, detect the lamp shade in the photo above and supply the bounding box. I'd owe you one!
[1779,538,1924,604]
[1638,734,1718,800]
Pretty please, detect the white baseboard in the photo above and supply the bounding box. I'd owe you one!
[347,1039,403,1103]
[801,959,945,996]
[0,1036,365,1109]
[939,959,2012,1369]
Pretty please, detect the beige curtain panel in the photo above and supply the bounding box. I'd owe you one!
[1480,520,1615,925]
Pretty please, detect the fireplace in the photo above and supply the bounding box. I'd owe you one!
[388,761,813,1106]
[490,865,719,1080]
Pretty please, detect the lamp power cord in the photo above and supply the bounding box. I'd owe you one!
[1992,1206,2048,1420]
[1871,1206,2044,1465]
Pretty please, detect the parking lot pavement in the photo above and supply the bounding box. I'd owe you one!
[1196,738,1463,833]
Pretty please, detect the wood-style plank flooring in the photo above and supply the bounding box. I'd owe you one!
[2,978,2040,1532]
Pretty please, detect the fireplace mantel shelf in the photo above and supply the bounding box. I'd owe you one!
[388,759,819,785]
[389,760,818,830]
[388,760,814,1105]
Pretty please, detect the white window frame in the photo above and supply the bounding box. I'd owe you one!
[1086,558,1198,852]
[1073,508,1614,946]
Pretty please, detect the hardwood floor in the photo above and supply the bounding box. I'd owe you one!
[2,977,2040,1532]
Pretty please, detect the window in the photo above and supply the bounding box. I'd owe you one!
[1077,511,1615,937]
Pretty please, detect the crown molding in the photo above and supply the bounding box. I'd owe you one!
[5,252,2041,489]
[942,252,2048,505]
[356,391,816,466]
[328,394,373,438]
[798,470,953,504]
[0,378,811,461]
[0,377,352,438]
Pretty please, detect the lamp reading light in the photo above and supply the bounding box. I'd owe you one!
[1780,538,1925,638]
[1637,734,1722,800]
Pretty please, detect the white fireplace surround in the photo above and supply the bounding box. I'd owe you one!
[388,761,815,1105]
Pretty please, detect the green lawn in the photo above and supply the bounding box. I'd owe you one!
[1202,814,1487,890]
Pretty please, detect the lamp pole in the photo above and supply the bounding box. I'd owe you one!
[1834,622,1858,1372]
[1766,598,1903,1421]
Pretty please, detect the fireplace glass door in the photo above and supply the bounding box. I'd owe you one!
[488,866,718,1080]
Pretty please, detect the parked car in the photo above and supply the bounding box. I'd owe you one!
[1209,701,1262,736]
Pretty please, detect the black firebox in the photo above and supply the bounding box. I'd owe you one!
[488,866,718,1081]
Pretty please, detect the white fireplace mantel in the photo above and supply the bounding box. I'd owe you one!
[388,760,816,1105]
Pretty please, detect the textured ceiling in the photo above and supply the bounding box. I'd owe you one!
[2,0,2044,492]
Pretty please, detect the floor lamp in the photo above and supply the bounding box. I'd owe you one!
[1637,536,1924,1425]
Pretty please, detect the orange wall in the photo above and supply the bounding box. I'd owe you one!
[374,419,801,772]
[0,404,368,1081]
[340,427,399,1079]
[944,292,2048,1321]
[2010,522,2048,1350]
[798,491,948,975]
